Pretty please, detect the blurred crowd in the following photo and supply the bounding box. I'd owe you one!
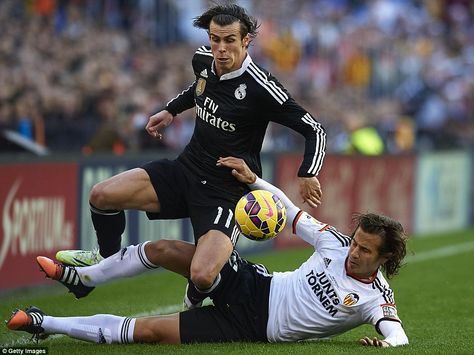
[0,0,473,155]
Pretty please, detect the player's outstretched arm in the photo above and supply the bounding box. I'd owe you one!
[360,321,409,347]
[217,156,300,222]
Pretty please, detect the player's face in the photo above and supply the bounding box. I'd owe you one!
[209,20,249,77]
[346,228,389,279]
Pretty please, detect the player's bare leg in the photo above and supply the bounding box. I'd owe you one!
[134,314,181,344]
[89,168,160,212]
[192,231,233,288]
[184,230,233,307]
[144,240,196,278]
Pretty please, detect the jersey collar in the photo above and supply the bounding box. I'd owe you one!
[344,257,378,284]
[211,54,252,81]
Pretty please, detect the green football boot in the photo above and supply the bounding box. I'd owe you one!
[55,249,103,267]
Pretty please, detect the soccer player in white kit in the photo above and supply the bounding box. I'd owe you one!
[7,157,408,347]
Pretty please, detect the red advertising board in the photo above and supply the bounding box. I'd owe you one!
[275,155,415,249]
[0,163,78,290]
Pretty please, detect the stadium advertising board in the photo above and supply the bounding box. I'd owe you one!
[415,152,472,234]
[274,155,415,248]
[0,163,78,290]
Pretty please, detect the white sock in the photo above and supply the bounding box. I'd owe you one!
[42,314,136,344]
[76,242,158,286]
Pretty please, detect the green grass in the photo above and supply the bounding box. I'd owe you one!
[1,229,474,354]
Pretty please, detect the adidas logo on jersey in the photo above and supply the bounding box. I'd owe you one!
[324,258,332,267]
[200,69,208,78]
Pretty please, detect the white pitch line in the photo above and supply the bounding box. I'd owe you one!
[133,304,182,317]
[134,298,213,317]
[4,240,474,346]
[405,240,474,264]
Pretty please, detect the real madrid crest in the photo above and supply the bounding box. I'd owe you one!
[196,78,206,96]
[234,84,247,100]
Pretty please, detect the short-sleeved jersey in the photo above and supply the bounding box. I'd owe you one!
[266,212,401,342]
[165,46,326,198]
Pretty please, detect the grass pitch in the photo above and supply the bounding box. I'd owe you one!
[1,229,473,354]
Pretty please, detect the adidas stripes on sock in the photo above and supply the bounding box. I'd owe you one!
[42,314,135,344]
[76,242,158,287]
[187,273,222,305]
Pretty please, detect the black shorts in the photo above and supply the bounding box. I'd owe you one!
[141,159,245,244]
[180,252,272,343]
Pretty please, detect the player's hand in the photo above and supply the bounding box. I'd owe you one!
[359,336,390,347]
[298,176,322,208]
[217,157,256,184]
[145,110,174,139]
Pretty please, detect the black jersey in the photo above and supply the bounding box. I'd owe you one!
[165,46,326,196]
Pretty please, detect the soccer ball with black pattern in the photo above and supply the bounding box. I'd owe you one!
[235,190,287,241]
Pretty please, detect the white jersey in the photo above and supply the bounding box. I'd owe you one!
[266,211,401,342]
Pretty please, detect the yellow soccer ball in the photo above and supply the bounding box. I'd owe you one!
[235,190,287,241]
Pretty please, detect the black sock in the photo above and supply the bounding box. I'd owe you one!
[90,203,125,258]
[187,273,222,304]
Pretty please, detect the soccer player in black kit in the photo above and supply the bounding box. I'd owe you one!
[56,3,327,309]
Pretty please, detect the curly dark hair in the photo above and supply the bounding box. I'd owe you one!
[351,213,408,279]
[193,2,259,45]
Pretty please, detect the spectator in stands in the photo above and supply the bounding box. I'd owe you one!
[0,0,472,154]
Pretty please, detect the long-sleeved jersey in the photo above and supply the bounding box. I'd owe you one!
[165,46,326,197]
[249,177,409,347]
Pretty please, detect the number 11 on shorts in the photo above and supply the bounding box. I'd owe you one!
[214,206,233,228]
